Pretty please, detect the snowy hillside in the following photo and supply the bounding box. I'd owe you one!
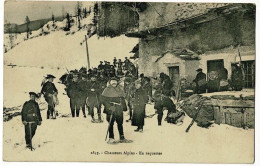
[4,12,138,69]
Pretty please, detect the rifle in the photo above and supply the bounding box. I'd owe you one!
[237,47,246,81]
[105,102,121,141]
[185,100,204,133]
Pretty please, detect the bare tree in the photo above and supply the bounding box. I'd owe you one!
[14,24,18,39]
[52,13,55,27]
[25,16,30,39]
[76,2,83,29]
[6,22,14,48]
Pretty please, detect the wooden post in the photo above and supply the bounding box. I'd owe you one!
[85,35,90,70]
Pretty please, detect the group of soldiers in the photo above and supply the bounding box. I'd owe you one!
[20,57,246,147]
[21,56,183,147]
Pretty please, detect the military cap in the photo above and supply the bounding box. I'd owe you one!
[196,68,203,72]
[110,77,119,81]
[46,74,56,79]
[29,92,39,98]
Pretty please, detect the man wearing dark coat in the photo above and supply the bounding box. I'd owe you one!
[193,68,207,94]
[98,61,104,70]
[153,90,177,126]
[21,92,42,148]
[86,75,102,122]
[67,74,85,117]
[231,63,244,91]
[160,73,174,97]
[131,80,148,132]
[101,77,130,144]
[124,77,135,122]
[41,74,58,119]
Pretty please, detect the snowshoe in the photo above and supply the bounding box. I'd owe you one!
[117,139,133,143]
[97,119,103,123]
[107,138,118,145]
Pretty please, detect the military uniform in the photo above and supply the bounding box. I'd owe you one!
[101,80,127,141]
[193,70,207,94]
[154,92,177,126]
[21,98,42,147]
[231,64,243,91]
[131,88,148,130]
[124,80,135,121]
[78,80,88,117]
[41,80,58,119]
[86,80,102,120]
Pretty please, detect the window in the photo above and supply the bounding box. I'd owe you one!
[242,60,255,88]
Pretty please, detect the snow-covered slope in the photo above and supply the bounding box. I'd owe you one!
[4,31,138,69]
[4,12,138,69]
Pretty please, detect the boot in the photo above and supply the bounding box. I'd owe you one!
[47,110,50,119]
[134,127,140,132]
[91,116,96,123]
[98,114,103,122]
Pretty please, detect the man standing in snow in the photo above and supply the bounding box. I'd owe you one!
[86,75,102,122]
[131,80,148,132]
[67,74,86,117]
[41,74,58,119]
[101,77,130,144]
[21,92,42,149]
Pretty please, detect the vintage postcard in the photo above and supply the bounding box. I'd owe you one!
[3,1,255,163]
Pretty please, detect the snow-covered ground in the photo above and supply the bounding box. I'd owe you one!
[3,10,254,163]
[3,93,254,162]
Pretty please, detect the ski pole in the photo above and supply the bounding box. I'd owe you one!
[105,102,121,141]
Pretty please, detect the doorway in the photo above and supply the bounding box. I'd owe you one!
[168,66,180,88]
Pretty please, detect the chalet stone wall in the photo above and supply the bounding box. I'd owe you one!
[138,10,255,77]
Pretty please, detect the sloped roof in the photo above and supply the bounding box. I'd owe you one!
[155,49,199,62]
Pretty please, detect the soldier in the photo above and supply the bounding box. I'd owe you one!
[67,74,85,117]
[101,77,130,144]
[86,75,102,122]
[231,63,243,91]
[78,75,88,118]
[113,57,117,67]
[41,74,58,119]
[21,92,42,149]
[160,73,174,97]
[118,59,123,70]
[193,68,207,94]
[131,80,148,132]
[153,90,177,126]
[98,61,104,70]
[124,77,135,122]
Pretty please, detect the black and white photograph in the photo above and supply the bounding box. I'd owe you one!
[2,0,257,163]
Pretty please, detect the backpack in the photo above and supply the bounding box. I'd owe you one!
[167,111,185,124]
